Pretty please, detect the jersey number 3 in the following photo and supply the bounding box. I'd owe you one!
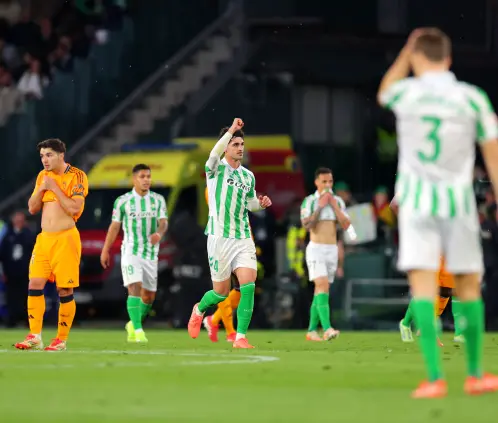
[418,116,442,163]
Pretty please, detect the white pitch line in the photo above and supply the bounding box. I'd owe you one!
[0,349,280,367]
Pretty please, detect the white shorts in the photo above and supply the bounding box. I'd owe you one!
[306,241,339,283]
[121,254,158,292]
[397,209,483,274]
[207,235,257,282]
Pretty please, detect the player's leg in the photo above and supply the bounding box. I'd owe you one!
[225,287,240,342]
[46,228,81,351]
[322,245,340,340]
[15,234,51,350]
[452,296,464,342]
[231,238,258,348]
[445,218,498,394]
[305,243,322,341]
[398,212,446,398]
[232,268,256,348]
[134,259,159,343]
[188,236,230,338]
[399,300,415,342]
[121,255,147,342]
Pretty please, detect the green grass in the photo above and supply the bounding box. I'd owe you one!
[1,330,498,423]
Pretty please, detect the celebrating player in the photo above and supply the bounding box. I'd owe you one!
[187,118,272,349]
[100,164,168,343]
[15,138,88,351]
[301,167,355,341]
[378,28,498,397]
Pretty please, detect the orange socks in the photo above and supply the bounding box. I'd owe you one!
[27,289,45,335]
[211,289,241,335]
[57,295,76,341]
[436,296,450,317]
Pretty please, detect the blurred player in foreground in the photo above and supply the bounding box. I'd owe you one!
[300,167,356,341]
[100,164,168,343]
[187,118,272,349]
[378,28,498,397]
[391,198,464,345]
[15,139,88,351]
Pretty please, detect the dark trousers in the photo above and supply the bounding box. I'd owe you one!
[484,267,498,330]
[4,273,28,327]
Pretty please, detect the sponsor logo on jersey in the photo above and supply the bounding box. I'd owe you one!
[129,211,157,219]
[226,178,251,192]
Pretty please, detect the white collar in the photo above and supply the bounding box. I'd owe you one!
[419,70,455,81]
[132,188,149,199]
[222,157,240,172]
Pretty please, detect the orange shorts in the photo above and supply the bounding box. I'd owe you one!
[29,227,81,288]
[438,266,455,289]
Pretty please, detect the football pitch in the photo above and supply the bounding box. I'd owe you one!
[1,330,497,423]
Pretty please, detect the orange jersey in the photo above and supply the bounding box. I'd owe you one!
[438,257,455,289]
[32,164,89,222]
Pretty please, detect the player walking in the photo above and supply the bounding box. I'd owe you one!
[100,164,168,343]
[378,28,498,398]
[301,167,355,341]
[187,118,272,349]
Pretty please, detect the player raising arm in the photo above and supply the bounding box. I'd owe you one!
[187,118,272,349]
[100,164,168,343]
[15,138,88,351]
[378,28,498,398]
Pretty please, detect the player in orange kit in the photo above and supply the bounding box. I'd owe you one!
[14,138,88,351]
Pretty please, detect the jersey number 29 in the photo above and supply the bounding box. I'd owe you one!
[418,116,442,163]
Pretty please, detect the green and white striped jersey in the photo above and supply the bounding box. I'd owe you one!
[380,71,498,218]
[205,157,256,239]
[112,189,168,260]
[301,191,347,222]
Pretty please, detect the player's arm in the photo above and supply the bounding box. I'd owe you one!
[150,195,168,245]
[205,118,244,178]
[101,197,125,268]
[377,29,422,107]
[28,173,46,215]
[246,175,272,212]
[475,88,498,201]
[301,196,326,230]
[330,196,350,230]
[45,175,86,216]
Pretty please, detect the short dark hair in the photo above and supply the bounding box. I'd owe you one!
[219,126,244,140]
[315,167,332,179]
[37,138,66,154]
[413,28,451,62]
[132,163,151,174]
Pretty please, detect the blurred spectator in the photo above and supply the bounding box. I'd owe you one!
[50,34,74,72]
[0,210,35,327]
[0,35,19,68]
[373,185,395,228]
[0,61,12,87]
[335,181,357,207]
[250,207,277,277]
[17,51,48,99]
[0,0,21,25]
[8,5,40,49]
[474,165,488,204]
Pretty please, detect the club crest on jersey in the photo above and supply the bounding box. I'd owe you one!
[226,178,251,192]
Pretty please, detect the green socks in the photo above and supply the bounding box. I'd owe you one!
[308,296,320,332]
[412,298,443,382]
[315,293,331,331]
[140,300,152,321]
[452,297,463,336]
[402,300,414,327]
[460,299,484,377]
[127,296,142,330]
[236,283,255,335]
[198,290,228,313]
